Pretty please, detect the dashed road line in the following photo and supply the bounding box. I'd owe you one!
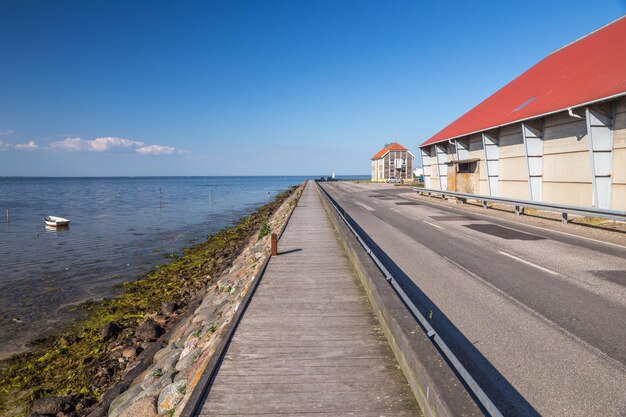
[498,251,559,275]
[423,220,444,230]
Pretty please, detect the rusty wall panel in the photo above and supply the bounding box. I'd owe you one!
[456,173,476,194]
[447,164,456,191]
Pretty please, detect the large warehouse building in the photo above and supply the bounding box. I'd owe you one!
[420,16,626,211]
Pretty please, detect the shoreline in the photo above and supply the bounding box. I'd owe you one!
[0,183,303,417]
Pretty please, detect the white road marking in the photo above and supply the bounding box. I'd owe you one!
[443,256,626,373]
[498,251,559,275]
[390,208,401,213]
[354,201,375,212]
[423,220,444,230]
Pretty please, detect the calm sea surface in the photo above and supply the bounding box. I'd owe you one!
[0,176,370,359]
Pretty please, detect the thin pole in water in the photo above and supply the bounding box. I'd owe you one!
[6,209,8,223]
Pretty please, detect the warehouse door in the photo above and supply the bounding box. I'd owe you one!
[455,161,478,194]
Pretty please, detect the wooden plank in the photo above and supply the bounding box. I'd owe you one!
[200,391,416,415]
[236,316,379,328]
[208,381,414,395]
[223,345,394,360]
[212,372,412,385]
[215,363,404,377]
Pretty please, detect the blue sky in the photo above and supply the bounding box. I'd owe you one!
[1,0,625,176]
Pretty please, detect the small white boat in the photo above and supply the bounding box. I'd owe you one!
[44,216,70,227]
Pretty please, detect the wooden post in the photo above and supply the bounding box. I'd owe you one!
[270,233,278,256]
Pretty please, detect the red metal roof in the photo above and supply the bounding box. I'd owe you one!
[371,142,408,160]
[421,16,626,148]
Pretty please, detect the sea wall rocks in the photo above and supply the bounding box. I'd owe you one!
[99,185,302,417]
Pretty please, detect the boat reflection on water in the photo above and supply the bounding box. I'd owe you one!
[44,224,70,234]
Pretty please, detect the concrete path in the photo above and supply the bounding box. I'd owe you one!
[197,181,420,416]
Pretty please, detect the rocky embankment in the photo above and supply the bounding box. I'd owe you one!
[2,183,303,417]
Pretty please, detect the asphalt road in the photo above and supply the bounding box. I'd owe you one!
[320,181,626,417]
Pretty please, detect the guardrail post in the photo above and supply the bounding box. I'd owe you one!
[270,233,278,255]
[562,213,568,224]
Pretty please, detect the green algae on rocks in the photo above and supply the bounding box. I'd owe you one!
[0,186,299,417]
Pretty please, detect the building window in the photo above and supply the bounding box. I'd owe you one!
[457,162,477,173]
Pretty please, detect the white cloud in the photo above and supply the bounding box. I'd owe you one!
[91,137,144,151]
[14,140,39,150]
[0,131,37,150]
[47,136,186,156]
[0,133,189,157]
[136,144,181,155]
[50,137,144,152]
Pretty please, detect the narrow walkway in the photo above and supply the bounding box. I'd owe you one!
[197,182,420,416]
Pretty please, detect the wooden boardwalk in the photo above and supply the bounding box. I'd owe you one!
[197,182,421,416]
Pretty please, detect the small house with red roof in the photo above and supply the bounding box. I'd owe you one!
[371,142,414,182]
[419,16,626,210]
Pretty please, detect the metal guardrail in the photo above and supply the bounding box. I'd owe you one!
[414,187,626,224]
[317,182,504,417]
